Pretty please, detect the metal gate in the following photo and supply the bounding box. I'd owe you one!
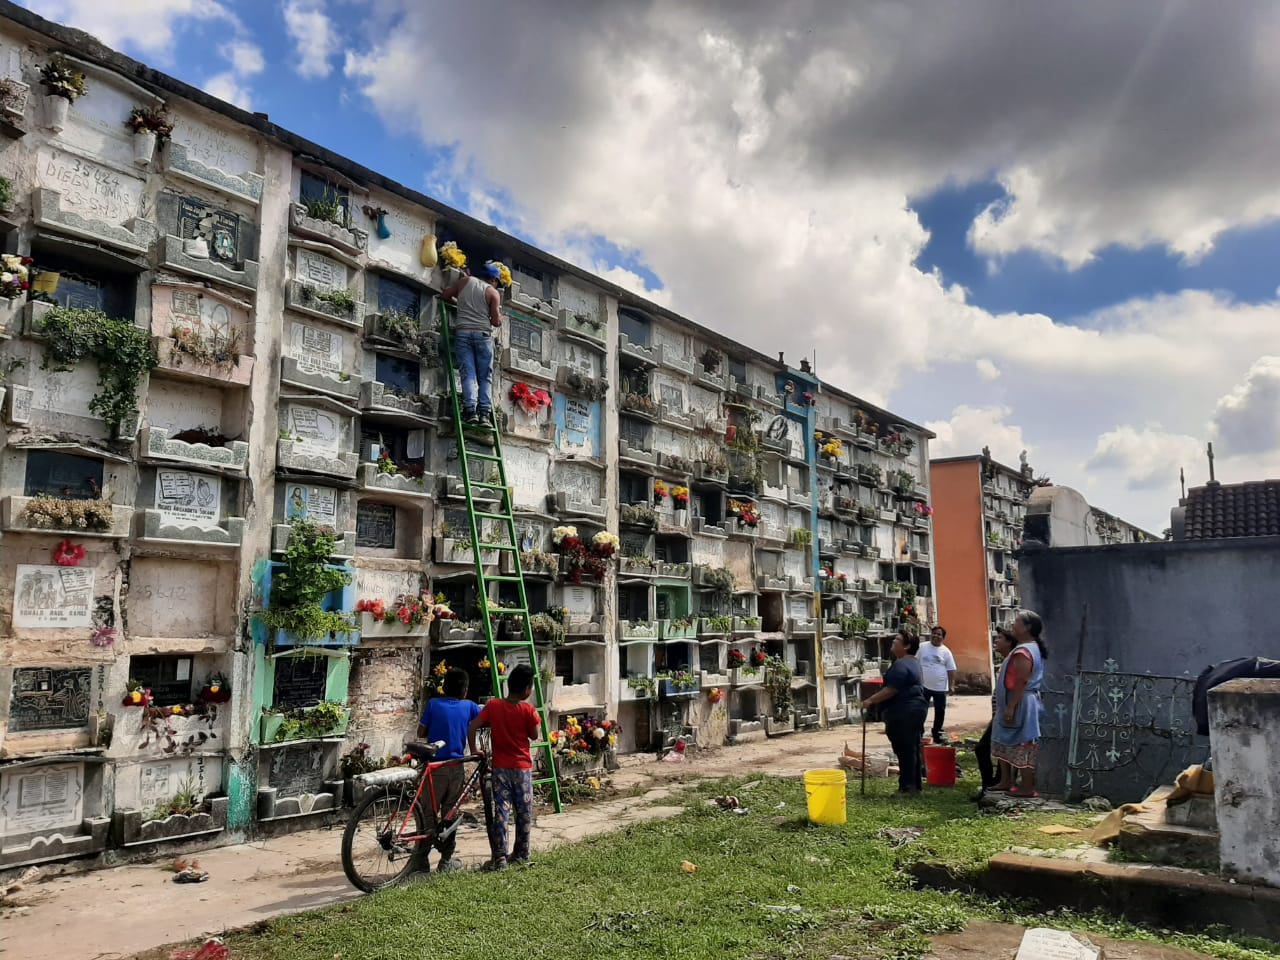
[1060,659,1204,801]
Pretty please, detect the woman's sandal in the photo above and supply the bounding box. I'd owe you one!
[1008,787,1040,798]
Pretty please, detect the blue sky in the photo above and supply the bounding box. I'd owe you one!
[913,181,1280,322]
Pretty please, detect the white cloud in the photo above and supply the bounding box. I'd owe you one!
[201,41,265,111]
[20,0,234,60]
[283,0,338,79]
[223,40,265,78]
[201,71,254,110]
[926,406,1030,468]
[1086,426,1203,492]
[1211,356,1280,456]
[341,1,1280,532]
[975,358,1001,382]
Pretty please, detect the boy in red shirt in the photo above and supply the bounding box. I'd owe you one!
[469,663,543,870]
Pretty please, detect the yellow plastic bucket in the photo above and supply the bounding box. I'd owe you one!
[803,769,847,825]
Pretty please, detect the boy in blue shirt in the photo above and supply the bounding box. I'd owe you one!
[417,667,480,871]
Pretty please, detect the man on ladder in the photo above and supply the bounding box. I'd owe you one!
[442,261,510,425]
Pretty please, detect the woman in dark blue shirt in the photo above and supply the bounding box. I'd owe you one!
[862,629,929,793]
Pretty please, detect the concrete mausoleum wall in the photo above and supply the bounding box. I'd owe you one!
[1019,536,1280,802]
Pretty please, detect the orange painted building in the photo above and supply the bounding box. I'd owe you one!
[928,455,1033,691]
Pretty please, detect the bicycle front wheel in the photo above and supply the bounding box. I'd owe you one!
[341,786,427,893]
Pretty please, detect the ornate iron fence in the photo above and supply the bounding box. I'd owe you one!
[1050,659,1205,801]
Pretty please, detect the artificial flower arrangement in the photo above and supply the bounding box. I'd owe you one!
[199,673,231,704]
[125,105,174,142]
[728,499,761,527]
[0,254,32,300]
[89,626,116,648]
[750,649,768,668]
[439,241,467,269]
[52,539,85,567]
[672,485,690,508]
[551,526,617,583]
[550,714,619,764]
[509,382,552,416]
[39,54,87,101]
[708,687,726,704]
[652,479,669,504]
[915,502,934,517]
[477,656,507,675]
[356,594,436,628]
[820,437,844,460]
[428,659,450,696]
[123,679,152,707]
[728,649,747,668]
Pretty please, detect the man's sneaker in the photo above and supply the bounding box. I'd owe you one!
[481,857,507,872]
[463,411,479,425]
[437,858,463,873]
[476,409,492,425]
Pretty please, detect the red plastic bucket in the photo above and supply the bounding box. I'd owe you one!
[923,744,957,787]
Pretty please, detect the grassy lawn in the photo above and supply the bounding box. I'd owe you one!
[231,772,1280,960]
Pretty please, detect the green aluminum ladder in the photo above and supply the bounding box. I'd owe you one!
[437,299,563,813]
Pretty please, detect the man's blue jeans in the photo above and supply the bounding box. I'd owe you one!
[453,330,494,417]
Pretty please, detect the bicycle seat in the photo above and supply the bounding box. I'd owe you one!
[404,740,445,760]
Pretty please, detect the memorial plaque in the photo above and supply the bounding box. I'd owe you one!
[783,552,803,583]
[285,484,339,527]
[503,447,548,509]
[38,148,143,226]
[290,323,343,374]
[296,248,345,291]
[508,316,543,357]
[171,120,257,182]
[9,667,92,731]
[287,405,341,455]
[268,742,330,798]
[692,537,725,566]
[788,595,810,618]
[155,470,221,525]
[564,586,594,617]
[356,502,397,549]
[659,384,684,412]
[564,398,591,435]
[724,541,753,588]
[552,462,602,505]
[177,196,241,263]
[273,656,329,710]
[559,343,599,376]
[14,566,95,629]
[0,762,85,834]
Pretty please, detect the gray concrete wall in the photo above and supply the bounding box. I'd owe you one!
[1019,536,1280,802]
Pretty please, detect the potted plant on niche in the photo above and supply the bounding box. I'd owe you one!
[258,520,357,645]
[125,105,174,166]
[38,54,86,132]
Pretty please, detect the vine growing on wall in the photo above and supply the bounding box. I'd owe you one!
[39,307,158,431]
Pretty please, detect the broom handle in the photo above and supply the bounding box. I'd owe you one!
[860,702,868,796]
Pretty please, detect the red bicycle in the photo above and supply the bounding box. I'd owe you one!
[341,740,493,892]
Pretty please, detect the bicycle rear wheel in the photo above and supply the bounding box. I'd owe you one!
[341,786,427,893]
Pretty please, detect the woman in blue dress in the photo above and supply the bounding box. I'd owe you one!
[991,610,1047,797]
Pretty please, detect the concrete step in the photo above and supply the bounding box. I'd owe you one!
[1117,785,1219,870]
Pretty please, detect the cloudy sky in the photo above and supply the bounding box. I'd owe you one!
[23,0,1280,532]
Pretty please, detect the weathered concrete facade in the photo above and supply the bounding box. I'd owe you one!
[0,5,937,871]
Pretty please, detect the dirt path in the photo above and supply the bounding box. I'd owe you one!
[926,920,1221,960]
[0,697,992,960]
